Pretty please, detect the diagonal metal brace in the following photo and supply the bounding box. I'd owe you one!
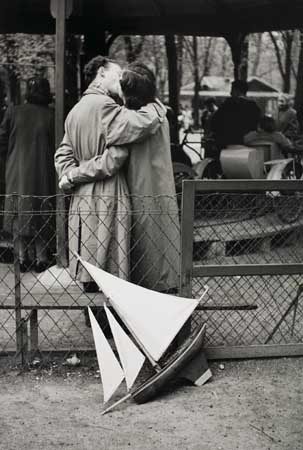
[265,284,303,344]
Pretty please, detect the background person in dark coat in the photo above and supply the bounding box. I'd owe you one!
[200,97,218,159]
[276,93,300,143]
[0,77,55,272]
[212,79,261,153]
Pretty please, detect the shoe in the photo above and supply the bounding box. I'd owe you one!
[19,259,33,273]
[35,261,52,273]
[83,282,99,293]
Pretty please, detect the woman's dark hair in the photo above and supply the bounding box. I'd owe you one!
[120,63,156,110]
[83,55,116,87]
[259,114,276,133]
[205,97,216,107]
[25,77,52,105]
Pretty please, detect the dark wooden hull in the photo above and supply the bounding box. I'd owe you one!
[132,323,206,404]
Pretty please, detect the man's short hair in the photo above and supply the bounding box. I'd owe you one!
[231,79,248,95]
[83,55,117,87]
[205,97,216,107]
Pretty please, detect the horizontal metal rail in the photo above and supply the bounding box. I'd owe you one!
[205,344,303,360]
[181,179,303,359]
[183,179,303,192]
[194,263,303,277]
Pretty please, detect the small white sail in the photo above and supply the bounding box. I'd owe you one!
[88,307,124,403]
[105,305,145,390]
[80,257,202,361]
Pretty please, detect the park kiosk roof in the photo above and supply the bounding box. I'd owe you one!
[2,0,303,266]
[2,0,303,35]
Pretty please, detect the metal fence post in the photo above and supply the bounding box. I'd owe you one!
[12,194,23,363]
[178,181,196,344]
[180,180,196,297]
[53,0,68,268]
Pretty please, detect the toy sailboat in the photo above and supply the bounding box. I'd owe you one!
[77,255,210,414]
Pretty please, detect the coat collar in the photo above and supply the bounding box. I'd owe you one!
[83,83,108,97]
[152,99,167,120]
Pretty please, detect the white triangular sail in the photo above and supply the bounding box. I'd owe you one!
[88,307,124,403]
[80,257,202,361]
[105,305,145,390]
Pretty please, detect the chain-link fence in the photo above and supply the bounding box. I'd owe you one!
[1,182,303,367]
[0,193,181,367]
[181,179,303,359]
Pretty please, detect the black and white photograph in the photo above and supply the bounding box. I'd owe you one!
[0,1,303,449]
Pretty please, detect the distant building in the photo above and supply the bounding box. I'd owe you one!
[177,76,280,115]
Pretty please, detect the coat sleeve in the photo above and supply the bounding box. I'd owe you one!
[0,106,11,160]
[243,131,257,145]
[54,129,79,180]
[103,98,166,146]
[67,146,129,185]
[275,132,293,151]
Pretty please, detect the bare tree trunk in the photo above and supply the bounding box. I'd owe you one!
[283,31,294,93]
[202,37,215,77]
[251,33,263,77]
[221,40,229,76]
[123,36,145,63]
[165,34,180,144]
[225,32,249,81]
[152,36,166,100]
[182,36,217,128]
[192,36,200,128]
[176,35,184,100]
[198,37,217,91]
[269,31,294,93]
[294,30,303,132]
[2,35,20,104]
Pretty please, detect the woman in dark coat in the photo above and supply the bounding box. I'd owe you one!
[0,77,55,272]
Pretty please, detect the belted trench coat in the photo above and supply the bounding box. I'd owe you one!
[55,87,166,282]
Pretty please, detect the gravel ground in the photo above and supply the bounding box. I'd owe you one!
[0,357,302,450]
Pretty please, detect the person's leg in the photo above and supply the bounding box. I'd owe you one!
[35,236,48,262]
[19,236,33,272]
[35,236,51,272]
[19,237,28,261]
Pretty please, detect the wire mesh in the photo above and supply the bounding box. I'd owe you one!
[0,193,181,367]
[189,187,303,350]
[0,186,303,368]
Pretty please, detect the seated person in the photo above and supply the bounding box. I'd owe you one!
[201,97,219,159]
[201,97,217,136]
[211,79,261,152]
[276,93,299,142]
[244,114,293,159]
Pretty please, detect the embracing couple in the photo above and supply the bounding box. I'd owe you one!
[55,56,180,294]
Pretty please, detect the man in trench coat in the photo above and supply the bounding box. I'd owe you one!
[55,56,167,287]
